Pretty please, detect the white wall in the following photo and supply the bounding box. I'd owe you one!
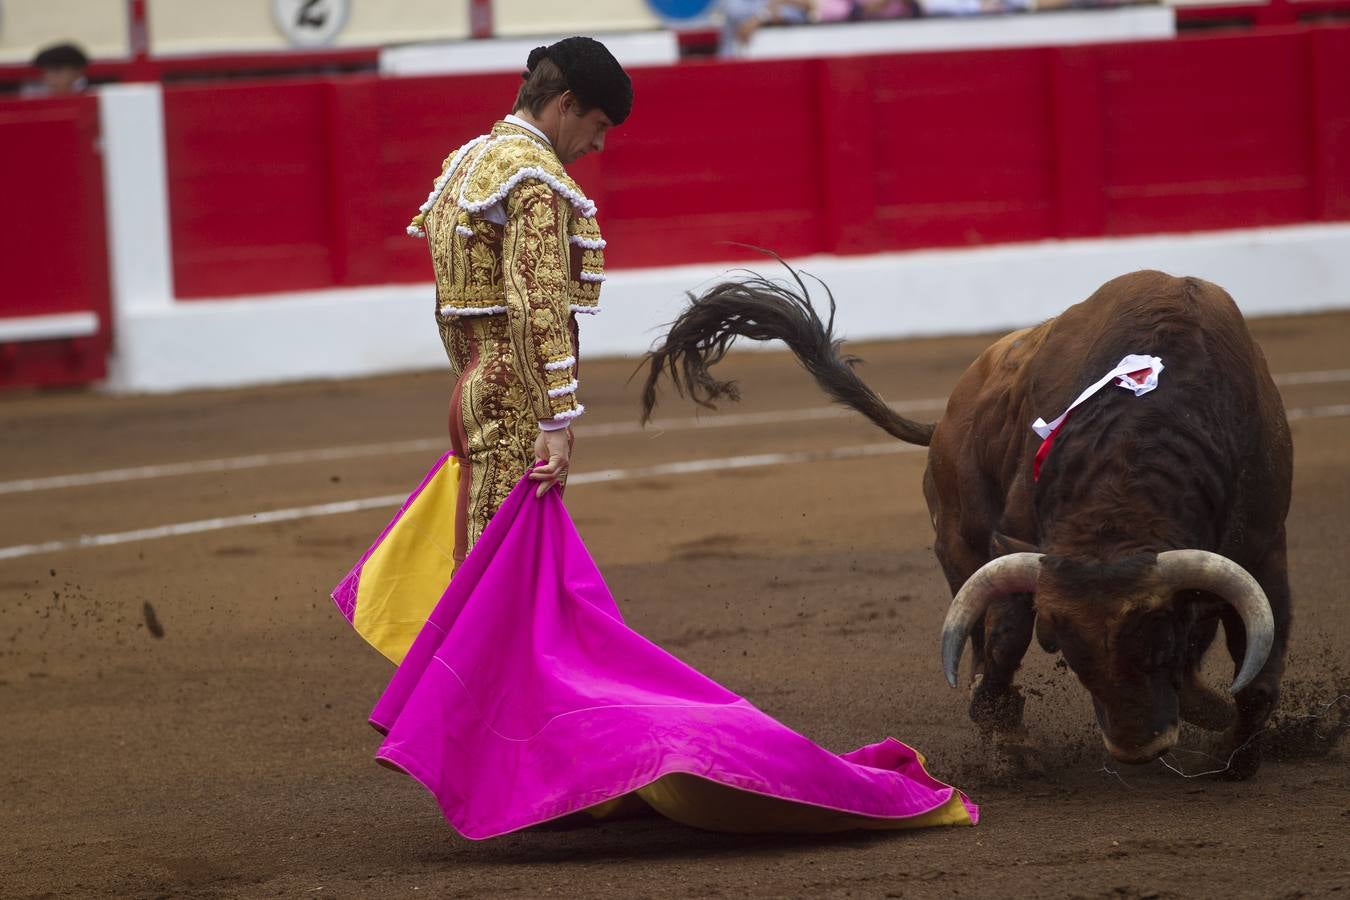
[491,0,663,36]
[0,0,128,63]
[380,31,679,76]
[145,0,668,57]
[147,0,470,55]
[99,85,175,318]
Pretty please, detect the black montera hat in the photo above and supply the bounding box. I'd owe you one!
[525,37,633,125]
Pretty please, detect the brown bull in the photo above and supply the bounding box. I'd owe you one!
[641,268,1291,779]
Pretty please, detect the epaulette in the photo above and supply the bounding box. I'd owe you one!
[457,135,596,219]
[408,129,595,238]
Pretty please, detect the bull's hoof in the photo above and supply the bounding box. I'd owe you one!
[969,680,1026,734]
[1211,733,1263,781]
[992,731,1046,777]
[1179,679,1237,732]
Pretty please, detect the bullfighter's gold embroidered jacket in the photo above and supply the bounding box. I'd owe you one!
[411,120,604,423]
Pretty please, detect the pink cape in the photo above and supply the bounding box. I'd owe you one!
[367,473,978,839]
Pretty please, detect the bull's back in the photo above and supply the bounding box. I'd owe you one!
[1037,271,1291,556]
[933,322,1049,453]
[924,270,1289,544]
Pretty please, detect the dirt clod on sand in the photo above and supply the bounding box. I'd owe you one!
[142,601,165,639]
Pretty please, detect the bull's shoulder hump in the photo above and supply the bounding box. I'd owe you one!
[981,323,1051,375]
[945,324,1048,415]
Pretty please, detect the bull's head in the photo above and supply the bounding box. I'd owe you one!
[939,551,1274,763]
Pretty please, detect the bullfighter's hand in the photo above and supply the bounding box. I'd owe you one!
[531,427,572,497]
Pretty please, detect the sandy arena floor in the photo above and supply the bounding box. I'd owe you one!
[1,311,1347,899]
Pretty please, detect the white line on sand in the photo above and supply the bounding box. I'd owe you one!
[0,439,449,496]
[0,399,947,496]
[0,495,411,562]
[5,365,1349,496]
[1272,368,1350,386]
[1286,403,1350,420]
[0,442,921,561]
[3,398,1348,562]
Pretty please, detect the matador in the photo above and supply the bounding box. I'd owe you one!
[409,37,633,562]
[335,42,977,842]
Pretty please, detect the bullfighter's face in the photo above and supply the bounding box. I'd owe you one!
[1037,579,1184,764]
[555,96,614,165]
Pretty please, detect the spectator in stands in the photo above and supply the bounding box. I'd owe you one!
[721,0,812,55]
[816,0,920,19]
[28,43,90,97]
[920,0,1030,14]
[723,0,924,54]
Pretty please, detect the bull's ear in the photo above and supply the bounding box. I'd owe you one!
[991,531,1041,557]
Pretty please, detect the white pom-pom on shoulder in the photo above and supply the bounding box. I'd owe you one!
[550,404,586,422]
[438,304,508,318]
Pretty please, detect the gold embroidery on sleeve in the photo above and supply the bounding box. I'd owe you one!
[504,180,578,420]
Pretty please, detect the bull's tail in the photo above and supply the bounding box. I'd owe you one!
[639,263,935,447]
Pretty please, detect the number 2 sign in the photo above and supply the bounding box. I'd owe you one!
[271,0,350,47]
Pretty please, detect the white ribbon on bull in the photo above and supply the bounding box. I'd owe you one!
[1031,353,1165,440]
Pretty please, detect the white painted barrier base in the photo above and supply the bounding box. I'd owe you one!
[380,31,679,76]
[0,312,100,343]
[106,222,1350,393]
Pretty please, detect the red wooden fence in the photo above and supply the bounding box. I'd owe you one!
[158,25,1350,301]
[2,25,1349,389]
[0,94,110,387]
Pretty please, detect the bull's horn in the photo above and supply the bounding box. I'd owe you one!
[941,553,1043,688]
[1156,550,1275,694]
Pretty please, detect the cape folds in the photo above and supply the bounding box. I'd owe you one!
[362,467,979,839]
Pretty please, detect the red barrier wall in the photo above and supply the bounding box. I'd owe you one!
[0,95,110,387]
[3,26,1347,390]
[148,24,1350,300]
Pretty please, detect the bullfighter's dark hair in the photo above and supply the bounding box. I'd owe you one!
[514,58,571,118]
[640,255,935,446]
